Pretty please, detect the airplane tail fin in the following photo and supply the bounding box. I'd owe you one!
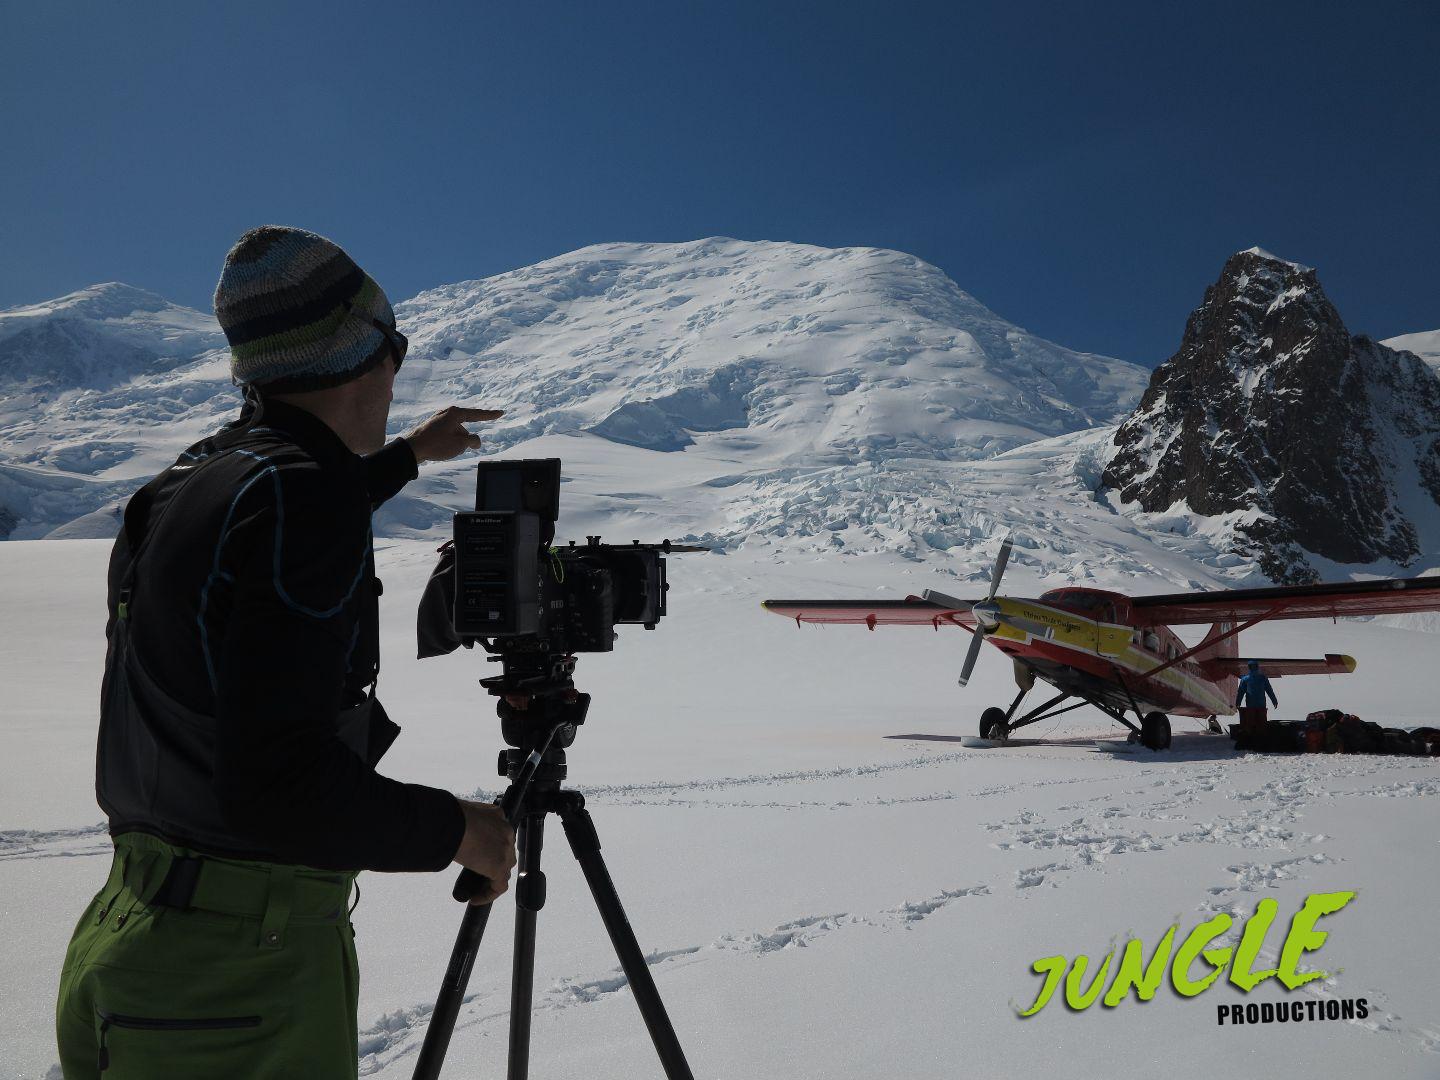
[1195,621,1239,661]
[1195,621,1239,710]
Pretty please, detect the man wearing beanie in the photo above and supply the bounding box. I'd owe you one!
[55,226,516,1079]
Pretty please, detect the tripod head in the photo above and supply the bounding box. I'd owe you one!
[447,646,590,906]
[480,644,591,756]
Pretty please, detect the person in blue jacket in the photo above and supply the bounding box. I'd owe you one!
[1236,660,1279,710]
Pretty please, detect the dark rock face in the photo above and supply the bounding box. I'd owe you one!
[1102,249,1440,583]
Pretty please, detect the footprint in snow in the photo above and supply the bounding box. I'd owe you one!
[1015,863,1068,889]
[1204,852,1337,897]
[884,885,991,925]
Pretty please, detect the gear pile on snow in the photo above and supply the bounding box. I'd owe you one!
[1303,710,1439,756]
[1233,708,1440,755]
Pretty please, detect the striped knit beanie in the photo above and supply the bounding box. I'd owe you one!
[214,225,397,391]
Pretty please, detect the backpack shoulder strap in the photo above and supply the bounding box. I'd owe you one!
[116,398,279,603]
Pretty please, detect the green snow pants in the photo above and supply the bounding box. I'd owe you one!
[55,832,361,1079]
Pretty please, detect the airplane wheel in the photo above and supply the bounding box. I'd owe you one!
[1141,712,1172,751]
[980,707,1008,742]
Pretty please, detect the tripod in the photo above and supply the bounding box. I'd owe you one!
[411,673,696,1080]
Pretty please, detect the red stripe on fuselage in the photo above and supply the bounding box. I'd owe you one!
[994,633,1226,718]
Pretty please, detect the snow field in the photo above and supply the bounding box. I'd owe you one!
[2,537,1438,1078]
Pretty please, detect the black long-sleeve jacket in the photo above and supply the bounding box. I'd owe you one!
[96,396,464,871]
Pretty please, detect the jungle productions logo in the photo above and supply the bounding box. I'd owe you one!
[1016,891,1368,1025]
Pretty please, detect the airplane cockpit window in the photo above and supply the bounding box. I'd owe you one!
[1143,631,1161,652]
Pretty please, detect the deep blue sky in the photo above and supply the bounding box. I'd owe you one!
[3,2,1435,365]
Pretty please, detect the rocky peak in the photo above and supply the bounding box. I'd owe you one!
[1102,248,1440,583]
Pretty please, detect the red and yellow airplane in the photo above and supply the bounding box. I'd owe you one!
[763,536,1440,750]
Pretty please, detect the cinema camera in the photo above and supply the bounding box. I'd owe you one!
[419,459,702,685]
[412,458,703,1080]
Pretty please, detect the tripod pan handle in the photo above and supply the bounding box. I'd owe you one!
[452,867,491,903]
[448,733,560,904]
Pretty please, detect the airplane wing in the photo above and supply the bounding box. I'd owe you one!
[1130,574,1440,626]
[1198,654,1356,679]
[762,596,977,629]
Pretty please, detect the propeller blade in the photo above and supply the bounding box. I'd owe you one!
[958,626,986,686]
[958,533,1017,685]
[986,534,1014,602]
[921,589,979,611]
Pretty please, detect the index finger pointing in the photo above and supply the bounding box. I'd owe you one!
[452,408,505,422]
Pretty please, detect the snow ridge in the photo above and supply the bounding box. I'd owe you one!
[394,238,1148,465]
[0,239,1149,547]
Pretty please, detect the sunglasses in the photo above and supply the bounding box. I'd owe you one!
[343,300,409,373]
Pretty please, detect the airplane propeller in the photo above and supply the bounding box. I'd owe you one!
[957,616,988,688]
[957,534,1013,687]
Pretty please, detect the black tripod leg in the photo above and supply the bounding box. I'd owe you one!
[558,796,695,1080]
[508,813,548,1080]
[412,902,495,1080]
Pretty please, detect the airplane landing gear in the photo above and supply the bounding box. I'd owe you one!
[980,707,1009,742]
[1141,711,1172,751]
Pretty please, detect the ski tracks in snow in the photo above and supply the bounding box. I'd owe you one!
[356,750,1439,1070]
[466,747,990,808]
[356,885,992,1075]
[0,822,109,860]
[7,749,1436,1066]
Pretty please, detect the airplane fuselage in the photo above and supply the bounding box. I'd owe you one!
[984,590,1235,719]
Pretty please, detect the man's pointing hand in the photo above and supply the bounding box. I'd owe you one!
[403,406,505,464]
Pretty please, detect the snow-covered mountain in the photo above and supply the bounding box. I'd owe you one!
[0,283,233,467]
[1384,329,1440,377]
[0,239,1149,542]
[0,283,235,539]
[1102,248,1440,584]
[395,239,1148,464]
[3,240,1432,596]
[0,282,223,395]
